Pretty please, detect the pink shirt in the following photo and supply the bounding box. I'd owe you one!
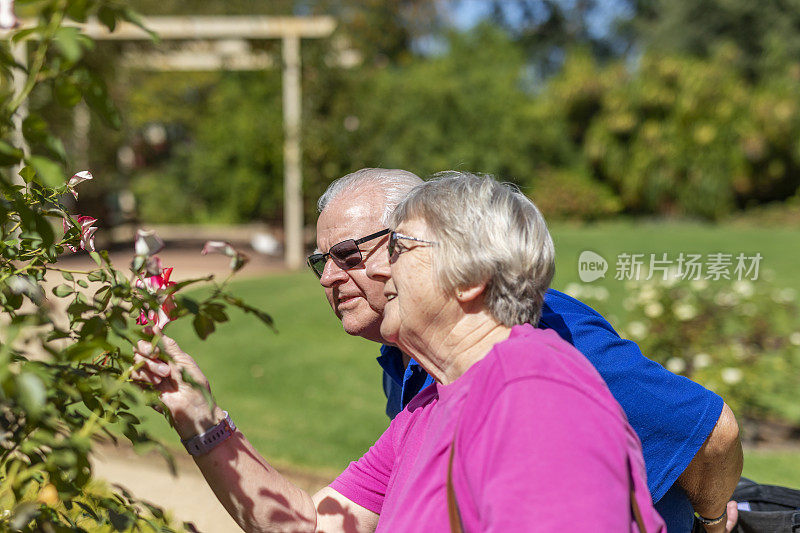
[330,324,666,532]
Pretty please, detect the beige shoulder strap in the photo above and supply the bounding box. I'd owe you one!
[447,438,464,533]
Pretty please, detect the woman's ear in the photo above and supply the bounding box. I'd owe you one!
[455,282,487,303]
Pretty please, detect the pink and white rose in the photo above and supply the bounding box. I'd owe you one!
[66,170,93,200]
[62,215,98,252]
[134,257,177,329]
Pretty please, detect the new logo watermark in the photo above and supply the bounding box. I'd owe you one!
[577,251,763,282]
[578,251,608,282]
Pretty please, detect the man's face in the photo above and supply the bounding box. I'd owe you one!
[315,189,391,344]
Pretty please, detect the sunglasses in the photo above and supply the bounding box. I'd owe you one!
[388,231,437,258]
[307,228,390,278]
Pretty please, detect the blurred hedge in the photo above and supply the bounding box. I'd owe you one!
[126,27,800,223]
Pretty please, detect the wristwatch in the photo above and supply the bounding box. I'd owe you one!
[181,411,237,456]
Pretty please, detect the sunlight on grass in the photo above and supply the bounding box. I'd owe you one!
[137,221,800,483]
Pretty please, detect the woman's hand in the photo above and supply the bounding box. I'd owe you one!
[131,334,222,440]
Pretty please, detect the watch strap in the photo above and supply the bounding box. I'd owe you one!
[694,509,727,526]
[181,411,237,456]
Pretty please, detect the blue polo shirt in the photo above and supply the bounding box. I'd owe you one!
[377,288,723,533]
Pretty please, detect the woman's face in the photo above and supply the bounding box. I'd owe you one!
[381,218,453,351]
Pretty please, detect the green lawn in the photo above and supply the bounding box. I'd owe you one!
[550,219,800,318]
[139,220,800,485]
[743,450,800,488]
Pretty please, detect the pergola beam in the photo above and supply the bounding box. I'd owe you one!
[122,50,275,71]
[70,16,335,40]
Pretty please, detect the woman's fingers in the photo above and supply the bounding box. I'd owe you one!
[130,366,162,386]
[132,353,171,377]
[135,339,155,357]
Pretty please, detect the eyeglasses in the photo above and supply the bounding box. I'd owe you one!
[388,231,437,259]
[307,228,390,278]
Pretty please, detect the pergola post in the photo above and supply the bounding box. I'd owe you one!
[10,41,27,185]
[282,34,303,269]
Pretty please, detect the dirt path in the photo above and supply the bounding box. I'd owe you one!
[91,442,332,532]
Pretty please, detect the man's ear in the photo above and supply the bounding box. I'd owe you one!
[455,281,487,303]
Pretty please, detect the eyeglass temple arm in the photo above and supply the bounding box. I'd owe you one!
[354,228,390,245]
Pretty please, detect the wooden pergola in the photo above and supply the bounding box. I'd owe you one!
[11,16,337,269]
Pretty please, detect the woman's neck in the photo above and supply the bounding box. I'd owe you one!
[404,313,512,386]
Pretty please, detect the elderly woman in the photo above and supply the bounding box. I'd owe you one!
[133,172,665,532]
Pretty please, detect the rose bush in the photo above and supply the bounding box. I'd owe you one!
[567,277,800,434]
[0,2,273,530]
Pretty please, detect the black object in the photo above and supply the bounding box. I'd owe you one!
[693,477,800,532]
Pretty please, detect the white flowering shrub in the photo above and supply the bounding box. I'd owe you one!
[566,277,800,430]
[615,277,800,428]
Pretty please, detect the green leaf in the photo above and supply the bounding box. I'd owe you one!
[79,316,108,341]
[66,298,93,315]
[167,275,215,295]
[192,313,215,340]
[108,306,127,332]
[18,165,35,184]
[97,6,118,32]
[16,372,46,419]
[54,76,82,107]
[122,7,159,42]
[0,140,24,165]
[34,212,56,247]
[79,387,102,413]
[93,286,111,310]
[74,501,99,520]
[87,270,106,282]
[203,302,229,323]
[54,26,84,64]
[64,339,109,362]
[176,296,199,314]
[222,294,275,331]
[22,113,48,143]
[66,0,90,22]
[47,328,72,341]
[5,291,23,310]
[52,284,73,297]
[11,27,42,43]
[77,279,88,288]
[89,252,103,266]
[61,271,74,282]
[28,156,64,188]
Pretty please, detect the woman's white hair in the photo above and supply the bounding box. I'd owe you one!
[317,168,424,226]
[391,171,555,326]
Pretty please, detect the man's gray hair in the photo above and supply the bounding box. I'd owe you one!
[391,171,555,326]
[317,168,424,226]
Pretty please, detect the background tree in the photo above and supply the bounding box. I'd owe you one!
[629,0,800,78]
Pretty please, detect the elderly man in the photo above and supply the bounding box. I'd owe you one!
[309,168,742,533]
